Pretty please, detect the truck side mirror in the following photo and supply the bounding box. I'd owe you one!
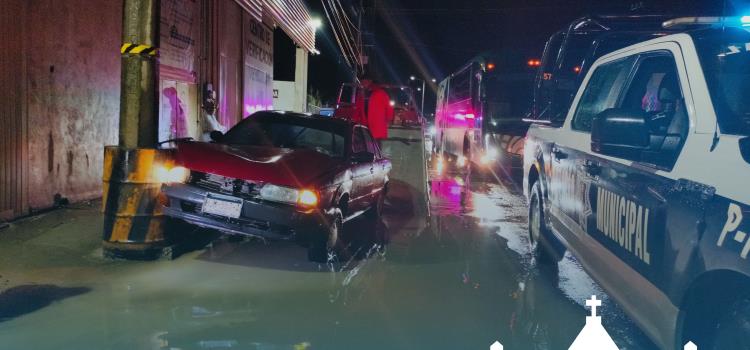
[591,108,650,160]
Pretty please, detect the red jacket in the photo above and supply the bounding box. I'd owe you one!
[367,88,393,140]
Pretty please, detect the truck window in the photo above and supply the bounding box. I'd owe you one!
[449,67,471,104]
[571,57,635,131]
[339,84,355,105]
[618,53,688,168]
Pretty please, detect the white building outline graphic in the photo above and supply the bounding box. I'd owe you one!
[490,295,699,350]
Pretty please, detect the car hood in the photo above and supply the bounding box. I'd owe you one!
[174,141,342,187]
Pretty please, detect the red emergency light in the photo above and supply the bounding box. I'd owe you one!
[527,59,542,67]
[573,66,582,73]
[486,63,496,71]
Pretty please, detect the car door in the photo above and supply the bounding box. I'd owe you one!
[349,126,372,212]
[362,127,385,196]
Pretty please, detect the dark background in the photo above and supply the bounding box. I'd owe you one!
[287,0,745,111]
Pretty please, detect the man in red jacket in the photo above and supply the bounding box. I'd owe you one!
[364,81,393,143]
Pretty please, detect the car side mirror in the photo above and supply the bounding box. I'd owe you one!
[352,151,375,163]
[591,108,650,160]
[209,130,224,142]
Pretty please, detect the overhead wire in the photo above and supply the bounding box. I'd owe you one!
[321,0,357,71]
[328,0,362,69]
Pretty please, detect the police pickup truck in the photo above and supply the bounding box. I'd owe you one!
[523,18,750,349]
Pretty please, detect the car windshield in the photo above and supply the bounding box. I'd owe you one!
[221,116,346,157]
[693,27,750,136]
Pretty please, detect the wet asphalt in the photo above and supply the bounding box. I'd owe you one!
[0,160,657,350]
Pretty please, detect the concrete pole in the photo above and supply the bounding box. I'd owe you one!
[420,80,425,118]
[119,0,158,148]
[295,47,309,112]
[102,0,167,260]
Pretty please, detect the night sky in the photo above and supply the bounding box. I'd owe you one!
[300,0,744,109]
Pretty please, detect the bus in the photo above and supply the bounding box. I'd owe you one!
[435,52,536,171]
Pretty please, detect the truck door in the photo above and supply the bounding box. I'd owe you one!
[573,51,695,292]
[548,56,635,232]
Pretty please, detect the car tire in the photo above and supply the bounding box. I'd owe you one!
[529,181,557,264]
[307,212,344,263]
[709,298,750,350]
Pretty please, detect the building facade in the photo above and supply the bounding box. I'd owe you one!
[0,0,316,220]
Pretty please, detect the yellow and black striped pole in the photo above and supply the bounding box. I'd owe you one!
[102,147,173,258]
[103,0,165,259]
[120,42,158,57]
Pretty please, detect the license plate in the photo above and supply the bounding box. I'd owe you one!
[202,195,243,219]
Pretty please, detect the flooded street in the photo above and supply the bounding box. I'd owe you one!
[0,160,655,350]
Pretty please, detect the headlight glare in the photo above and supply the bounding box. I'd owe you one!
[298,190,319,207]
[155,165,189,183]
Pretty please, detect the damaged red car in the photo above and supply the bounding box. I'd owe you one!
[157,111,391,261]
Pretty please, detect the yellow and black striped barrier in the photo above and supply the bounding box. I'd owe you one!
[102,146,174,259]
[120,42,158,57]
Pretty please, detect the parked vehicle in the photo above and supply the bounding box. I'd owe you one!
[158,111,392,262]
[334,82,420,126]
[528,15,677,125]
[434,52,535,171]
[523,18,750,349]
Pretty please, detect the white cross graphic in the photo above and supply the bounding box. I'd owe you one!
[586,295,602,317]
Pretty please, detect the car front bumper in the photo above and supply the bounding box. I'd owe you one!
[161,183,327,241]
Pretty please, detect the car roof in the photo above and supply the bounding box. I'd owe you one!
[241,110,360,133]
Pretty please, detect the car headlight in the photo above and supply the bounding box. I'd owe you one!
[155,165,190,183]
[260,184,299,204]
[260,184,319,207]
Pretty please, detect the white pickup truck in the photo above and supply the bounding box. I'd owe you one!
[523,19,750,350]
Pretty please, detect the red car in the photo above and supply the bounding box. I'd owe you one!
[158,111,391,261]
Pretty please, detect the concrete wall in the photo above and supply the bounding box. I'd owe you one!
[25,1,122,209]
[272,80,296,111]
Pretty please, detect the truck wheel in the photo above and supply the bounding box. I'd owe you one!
[709,298,750,349]
[529,181,556,264]
[308,212,344,263]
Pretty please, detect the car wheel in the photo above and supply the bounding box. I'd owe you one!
[307,212,344,263]
[709,298,750,350]
[529,181,556,264]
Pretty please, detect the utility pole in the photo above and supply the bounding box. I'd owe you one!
[119,0,158,148]
[103,0,170,259]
